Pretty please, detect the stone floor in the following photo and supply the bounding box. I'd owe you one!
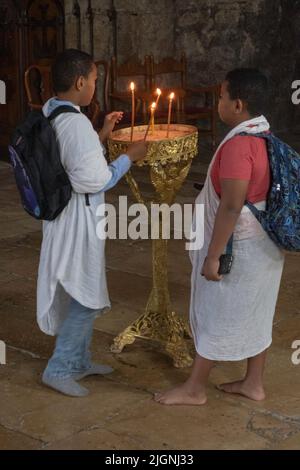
[0,133,300,450]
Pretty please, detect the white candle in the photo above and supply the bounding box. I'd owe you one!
[166,92,175,138]
[155,88,162,108]
[150,102,155,134]
[130,82,135,142]
[144,102,156,141]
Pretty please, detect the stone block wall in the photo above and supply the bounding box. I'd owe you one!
[64,0,300,131]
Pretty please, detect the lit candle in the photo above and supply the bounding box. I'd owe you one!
[166,92,175,138]
[150,102,156,134]
[155,88,162,108]
[143,102,156,141]
[130,82,135,142]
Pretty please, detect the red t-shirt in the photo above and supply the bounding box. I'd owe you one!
[210,135,270,203]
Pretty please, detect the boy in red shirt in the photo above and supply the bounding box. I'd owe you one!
[155,68,285,406]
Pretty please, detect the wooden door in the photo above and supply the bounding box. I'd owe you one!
[0,0,64,160]
[0,0,22,159]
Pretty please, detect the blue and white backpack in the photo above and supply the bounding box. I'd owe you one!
[239,132,300,252]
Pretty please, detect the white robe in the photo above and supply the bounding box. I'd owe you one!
[189,116,285,361]
[37,100,112,335]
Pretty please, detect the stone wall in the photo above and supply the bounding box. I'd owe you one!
[65,0,175,61]
[174,0,300,131]
[64,0,300,131]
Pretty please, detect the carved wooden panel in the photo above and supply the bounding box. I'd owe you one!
[25,0,64,66]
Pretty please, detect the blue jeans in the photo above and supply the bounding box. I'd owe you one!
[44,297,99,378]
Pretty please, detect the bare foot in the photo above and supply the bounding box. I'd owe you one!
[217,380,265,401]
[153,385,207,406]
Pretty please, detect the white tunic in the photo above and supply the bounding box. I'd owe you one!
[37,100,112,335]
[189,116,285,361]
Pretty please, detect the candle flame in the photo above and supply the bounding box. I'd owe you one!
[130,82,135,91]
[156,88,162,96]
[169,92,175,100]
[151,102,156,110]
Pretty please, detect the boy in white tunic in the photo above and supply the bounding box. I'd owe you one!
[155,68,285,406]
[38,49,147,397]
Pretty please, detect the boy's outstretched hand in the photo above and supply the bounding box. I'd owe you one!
[99,111,123,142]
[126,141,148,163]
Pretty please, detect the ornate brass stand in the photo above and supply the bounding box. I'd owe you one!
[108,124,198,367]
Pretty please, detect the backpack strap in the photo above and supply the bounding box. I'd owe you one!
[85,194,90,206]
[47,105,90,206]
[238,131,271,139]
[225,235,234,255]
[48,105,80,121]
[223,131,273,256]
[245,201,261,218]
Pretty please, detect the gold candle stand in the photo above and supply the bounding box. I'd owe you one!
[108,124,198,367]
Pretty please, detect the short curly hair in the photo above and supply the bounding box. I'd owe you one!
[52,49,94,93]
[226,68,269,116]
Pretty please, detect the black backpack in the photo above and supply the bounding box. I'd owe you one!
[8,105,80,220]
